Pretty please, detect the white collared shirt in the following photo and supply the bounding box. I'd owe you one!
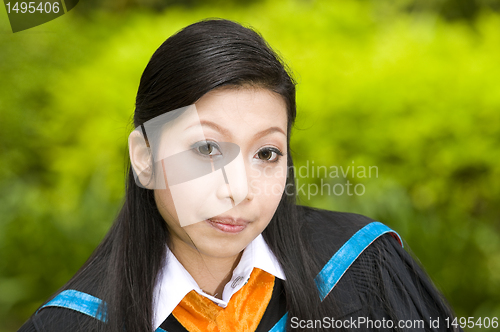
[151,234,286,330]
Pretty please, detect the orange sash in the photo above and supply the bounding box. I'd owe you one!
[172,268,275,332]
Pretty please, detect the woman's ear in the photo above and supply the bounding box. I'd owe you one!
[129,129,154,189]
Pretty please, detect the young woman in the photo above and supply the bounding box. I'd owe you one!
[19,19,461,332]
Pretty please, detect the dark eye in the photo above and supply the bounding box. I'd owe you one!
[194,141,221,156]
[256,147,283,162]
[199,142,213,155]
[258,150,273,160]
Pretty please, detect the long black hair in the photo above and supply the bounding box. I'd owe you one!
[50,18,332,332]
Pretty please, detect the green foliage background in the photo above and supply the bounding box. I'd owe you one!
[1,0,499,330]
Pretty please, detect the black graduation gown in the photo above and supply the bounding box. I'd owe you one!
[17,205,462,331]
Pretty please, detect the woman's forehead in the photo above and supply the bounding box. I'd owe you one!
[194,87,288,137]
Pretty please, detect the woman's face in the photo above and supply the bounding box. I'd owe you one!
[154,87,288,260]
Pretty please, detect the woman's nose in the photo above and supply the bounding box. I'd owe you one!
[215,145,250,206]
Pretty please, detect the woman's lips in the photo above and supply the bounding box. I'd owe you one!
[205,217,249,233]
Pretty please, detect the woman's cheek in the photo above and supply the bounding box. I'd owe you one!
[250,164,286,201]
[154,188,179,226]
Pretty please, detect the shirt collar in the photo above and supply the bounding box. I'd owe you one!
[151,234,285,330]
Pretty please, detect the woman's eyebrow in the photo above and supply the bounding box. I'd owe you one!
[198,120,231,137]
[198,120,286,139]
[253,126,286,140]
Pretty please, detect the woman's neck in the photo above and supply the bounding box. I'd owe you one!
[169,241,243,300]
